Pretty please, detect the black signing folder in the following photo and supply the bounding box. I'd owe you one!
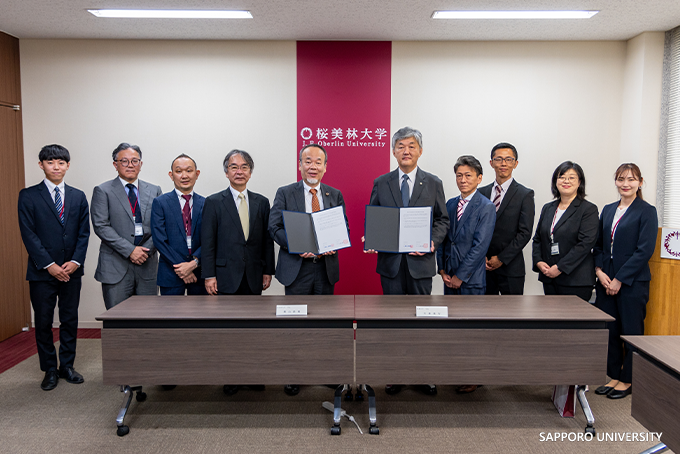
[364,205,432,253]
[282,206,350,255]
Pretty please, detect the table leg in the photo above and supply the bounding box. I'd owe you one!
[639,443,669,454]
[116,385,145,437]
[331,384,348,435]
[363,384,379,435]
[576,385,595,434]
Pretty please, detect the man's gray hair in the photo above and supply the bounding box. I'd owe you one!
[391,127,423,149]
[454,155,483,176]
[298,143,328,163]
[223,149,255,173]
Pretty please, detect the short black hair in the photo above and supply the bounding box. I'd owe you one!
[491,142,518,160]
[39,144,70,162]
[112,143,142,161]
[454,155,483,176]
[171,153,197,170]
[551,161,586,200]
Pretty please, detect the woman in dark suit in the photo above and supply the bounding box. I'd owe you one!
[532,161,599,301]
[593,163,658,399]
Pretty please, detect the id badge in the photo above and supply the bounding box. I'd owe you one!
[134,223,143,236]
[186,236,192,250]
[550,243,560,256]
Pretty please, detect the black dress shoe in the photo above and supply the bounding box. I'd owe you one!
[385,385,402,395]
[607,386,632,399]
[247,385,265,391]
[162,385,177,391]
[594,385,615,395]
[223,385,239,395]
[419,384,437,395]
[41,370,59,391]
[455,385,479,394]
[283,385,300,396]
[58,367,84,384]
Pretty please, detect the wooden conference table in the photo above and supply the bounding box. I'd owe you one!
[622,335,680,454]
[98,294,612,436]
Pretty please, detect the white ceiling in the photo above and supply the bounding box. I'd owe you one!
[1,0,680,41]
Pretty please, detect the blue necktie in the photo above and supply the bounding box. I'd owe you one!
[401,175,410,207]
[54,187,64,225]
[126,184,143,245]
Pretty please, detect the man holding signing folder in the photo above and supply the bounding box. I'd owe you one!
[269,144,349,296]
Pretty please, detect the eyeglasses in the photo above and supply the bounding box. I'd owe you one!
[228,164,251,172]
[557,176,578,183]
[492,157,516,164]
[115,158,141,167]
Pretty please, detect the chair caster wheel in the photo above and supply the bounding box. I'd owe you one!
[369,426,380,435]
[135,392,147,402]
[330,426,341,435]
[355,392,364,402]
[585,426,595,435]
[344,392,353,402]
[117,425,130,437]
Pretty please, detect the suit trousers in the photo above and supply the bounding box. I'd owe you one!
[218,272,261,296]
[381,255,432,295]
[485,271,525,295]
[594,280,649,383]
[29,278,81,372]
[285,257,334,295]
[542,282,594,302]
[102,262,157,309]
[160,280,207,296]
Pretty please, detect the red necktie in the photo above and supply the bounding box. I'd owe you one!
[182,194,192,237]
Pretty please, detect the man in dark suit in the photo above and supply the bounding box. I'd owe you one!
[18,144,90,390]
[366,127,449,296]
[478,143,535,295]
[437,155,496,296]
[269,143,348,397]
[151,154,206,295]
[269,144,348,296]
[91,143,163,309]
[366,126,449,396]
[202,150,275,296]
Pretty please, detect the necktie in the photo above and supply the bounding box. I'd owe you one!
[401,175,410,207]
[54,187,64,225]
[493,185,502,212]
[181,194,192,237]
[457,198,468,221]
[238,193,249,240]
[310,188,320,212]
[126,183,143,245]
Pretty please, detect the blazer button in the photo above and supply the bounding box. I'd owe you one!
[243,257,246,262]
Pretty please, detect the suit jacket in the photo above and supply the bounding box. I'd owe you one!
[436,191,496,287]
[593,197,658,286]
[532,197,599,286]
[369,168,450,279]
[151,191,205,287]
[202,188,275,294]
[18,182,90,281]
[269,181,348,286]
[91,178,162,285]
[479,180,535,277]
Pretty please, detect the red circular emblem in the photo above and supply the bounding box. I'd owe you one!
[663,231,680,258]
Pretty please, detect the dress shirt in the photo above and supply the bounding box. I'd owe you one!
[42,179,80,268]
[397,167,418,199]
[458,190,477,217]
[120,177,139,200]
[175,189,194,213]
[229,185,249,211]
[303,181,325,213]
[492,177,514,208]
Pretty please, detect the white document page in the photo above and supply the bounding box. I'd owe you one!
[398,206,432,253]
[311,206,351,254]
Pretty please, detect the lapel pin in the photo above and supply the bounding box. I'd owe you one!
[326,192,329,196]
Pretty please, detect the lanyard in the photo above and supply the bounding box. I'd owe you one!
[610,211,626,249]
[550,208,560,242]
[128,192,139,217]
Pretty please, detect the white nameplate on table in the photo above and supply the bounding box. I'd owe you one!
[416,306,448,317]
[276,305,308,316]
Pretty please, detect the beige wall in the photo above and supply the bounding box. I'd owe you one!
[20,37,664,324]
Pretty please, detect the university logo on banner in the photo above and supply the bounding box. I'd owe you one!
[661,227,680,260]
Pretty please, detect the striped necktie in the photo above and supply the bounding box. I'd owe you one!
[54,187,64,224]
[493,185,502,212]
[457,198,468,221]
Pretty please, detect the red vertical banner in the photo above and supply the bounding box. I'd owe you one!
[297,41,392,295]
